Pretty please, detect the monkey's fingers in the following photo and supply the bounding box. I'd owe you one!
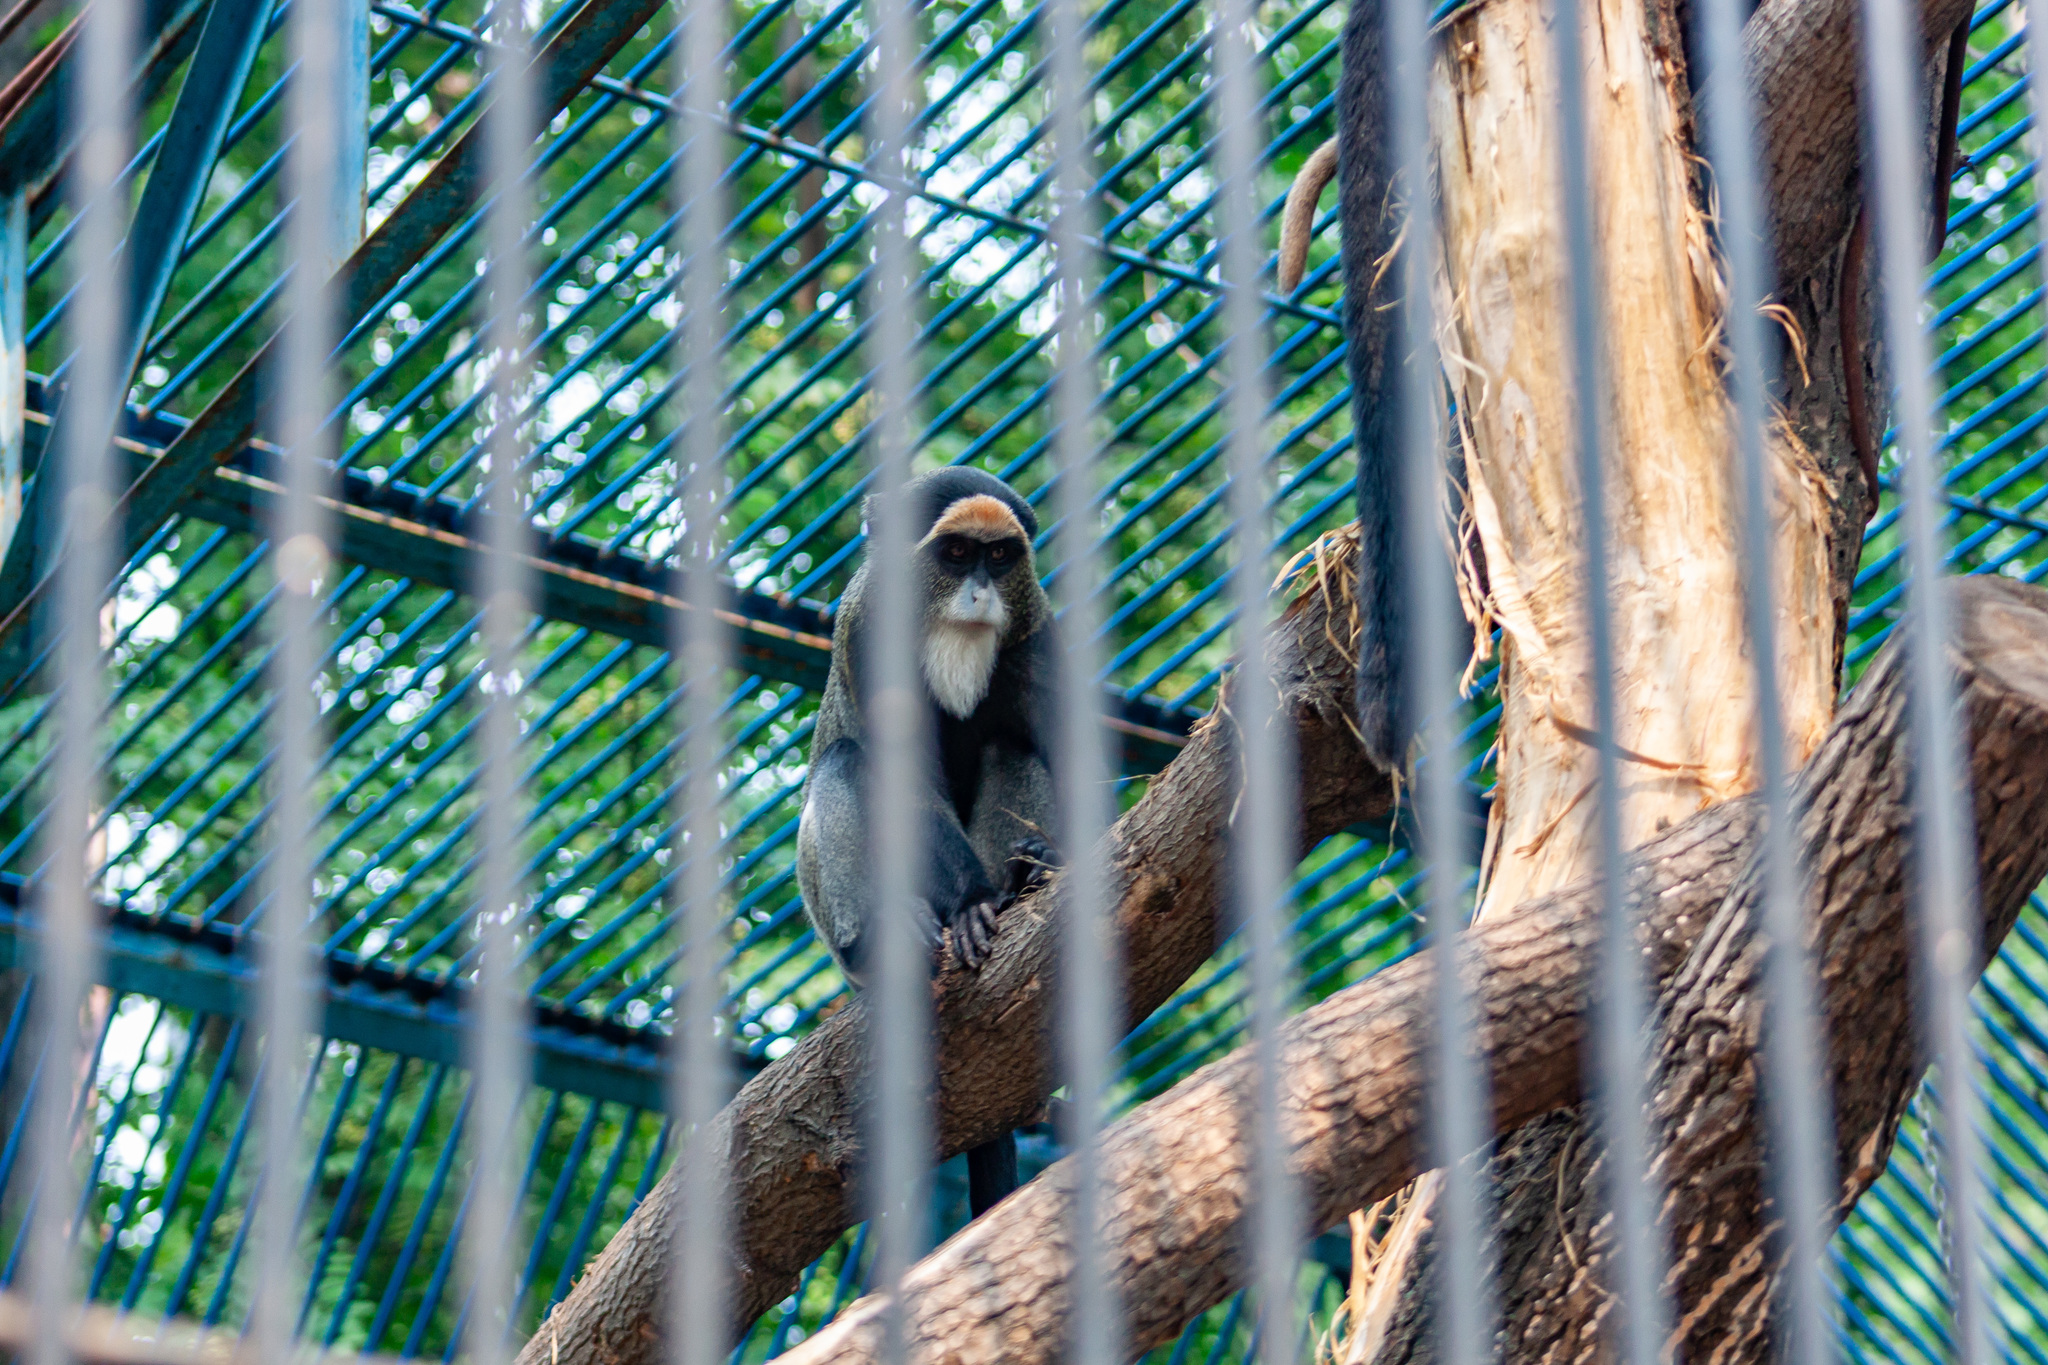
[1003,836,1060,902]
[950,901,1001,970]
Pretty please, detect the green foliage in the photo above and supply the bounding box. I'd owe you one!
[4,0,2048,1356]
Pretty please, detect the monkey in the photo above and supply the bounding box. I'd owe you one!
[1270,0,1410,774]
[795,464,1059,1218]
[1272,0,1976,769]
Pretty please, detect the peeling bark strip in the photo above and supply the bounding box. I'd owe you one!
[513,537,1395,1365]
[1431,0,1840,924]
[779,577,2048,1365]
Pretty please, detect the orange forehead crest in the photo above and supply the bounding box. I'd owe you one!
[924,494,1025,543]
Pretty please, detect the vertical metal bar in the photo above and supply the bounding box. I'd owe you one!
[1210,0,1297,1359]
[668,0,730,1359]
[1690,0,1837,1359]
[0,190,24,551]
[256,0,350,1339]
[27,0,131,1356]
[1382,7,1494,1365]
[1043,0,1118,1352]
[1546,0,1666,1355]
[1856,0,1986,1354]
[470,0,537,1353]
[863,0,930,1339]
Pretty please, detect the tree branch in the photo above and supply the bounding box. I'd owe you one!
[1750,0,1975,289]
[780,576,2048,1365]
[0,1291,402,1365]
[515,535,1395,1365]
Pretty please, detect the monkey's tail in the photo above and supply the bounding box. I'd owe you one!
[1278,138,1340,294]
[1337,0,1411,774]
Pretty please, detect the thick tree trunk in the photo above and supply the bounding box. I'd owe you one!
[519,0,1977,1356]
[515,535,1394,1365]
[1432,0,1840,924]
[773,575,2048,1365]
[1353,0,1976,1345]
[1353,0,1863,1335]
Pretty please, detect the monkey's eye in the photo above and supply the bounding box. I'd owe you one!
[943,539,972,564]
[987,543,1014,566]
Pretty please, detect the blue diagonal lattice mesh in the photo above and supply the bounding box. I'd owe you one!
[0,0,2039,1355]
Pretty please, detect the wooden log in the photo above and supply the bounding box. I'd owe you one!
[774,576,2048,1365]
[0,1290,405,1365]
[513,534,1395,1365]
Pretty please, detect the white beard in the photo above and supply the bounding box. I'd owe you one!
[922,579,1009,718]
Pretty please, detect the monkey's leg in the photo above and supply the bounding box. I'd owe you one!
[964,1131,1019,1217]
[800,738,966,984]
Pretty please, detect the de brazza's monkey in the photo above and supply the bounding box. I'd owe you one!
[796,466,1059,1217]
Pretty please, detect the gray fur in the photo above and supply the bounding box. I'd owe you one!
[795,467,1059,989]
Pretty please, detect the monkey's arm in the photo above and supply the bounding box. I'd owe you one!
[797,737,1004,985]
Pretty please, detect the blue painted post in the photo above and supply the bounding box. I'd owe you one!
[330,0,368,274]
[0,190,23,554]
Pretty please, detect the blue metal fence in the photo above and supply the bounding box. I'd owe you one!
[0,0,2039,1355]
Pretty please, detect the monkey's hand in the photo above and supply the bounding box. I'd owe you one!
[946,898,1004,973]
[1000,835,1060,907]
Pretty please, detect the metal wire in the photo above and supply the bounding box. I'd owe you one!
[1044,0,1120,1350]
[1380,2,1495,1362]
[1547,0,1668,1355]
[255,0,355,1347]
[1689,0,1839,1356]
[862,0,935,1353]
[467,0,540,1354]
[23,0,131,1357]
[1209,0,1299,1359]
[668,0,734,1359]
[1858,0,1991,1361]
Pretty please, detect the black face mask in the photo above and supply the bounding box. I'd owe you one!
[930,534,1026,583]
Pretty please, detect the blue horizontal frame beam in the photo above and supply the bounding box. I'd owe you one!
[0,0,677,657]
[0,897,681,1110]
[185,455,1198,770]
[8,385,1200,769]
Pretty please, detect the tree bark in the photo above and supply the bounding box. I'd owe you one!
[1745,0,1976,291]
[774,574,2048,1365]
[515,534,1395,1365]
[0,1290,409,1365]
[520,0,1980,1355]
[1351,0,1974,1350]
